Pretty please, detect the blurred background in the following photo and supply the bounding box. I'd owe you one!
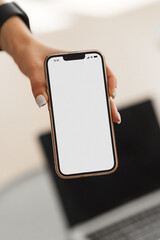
[0,0,160,239]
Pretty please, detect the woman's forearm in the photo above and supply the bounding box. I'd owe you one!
[0,1,32,62]
[0,16,32,58]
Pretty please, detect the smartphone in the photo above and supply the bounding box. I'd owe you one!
[45,50,118,179]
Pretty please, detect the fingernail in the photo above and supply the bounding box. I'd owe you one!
[36,95,47,108]
[117,112,121,124]
[112,88,117,99]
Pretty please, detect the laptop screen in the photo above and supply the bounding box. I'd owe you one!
[39,100,160,226]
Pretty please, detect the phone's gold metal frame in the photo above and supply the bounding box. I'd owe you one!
[45,50,118,179]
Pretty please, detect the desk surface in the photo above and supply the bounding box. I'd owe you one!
[0,168,68,240]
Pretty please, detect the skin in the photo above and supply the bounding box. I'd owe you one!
[0,1,120,123]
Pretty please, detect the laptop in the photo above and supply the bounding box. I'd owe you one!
[39,99,160,240]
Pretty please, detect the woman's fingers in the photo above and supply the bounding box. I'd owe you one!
[106,65,117,98]
[110,98,121,124]
[106,65,121,123]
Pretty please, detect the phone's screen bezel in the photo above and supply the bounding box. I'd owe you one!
[45,50,118,178]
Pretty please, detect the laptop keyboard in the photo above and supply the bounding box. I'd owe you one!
[87,204,160,240]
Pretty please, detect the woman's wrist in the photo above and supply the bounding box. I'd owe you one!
[0,0,5,5]
[0,15,32,59]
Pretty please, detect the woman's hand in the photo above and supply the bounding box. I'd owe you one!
[0,15,121,123]
[20,40,121,124]
[17,39,121,124]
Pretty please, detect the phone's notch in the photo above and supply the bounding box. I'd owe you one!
[63,53,85,61]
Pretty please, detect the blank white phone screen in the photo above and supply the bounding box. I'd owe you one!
[48,53,115,175]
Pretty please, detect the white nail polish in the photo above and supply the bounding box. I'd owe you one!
[117,112,121,124]
[112,88,117,99]
[36,95,47,108]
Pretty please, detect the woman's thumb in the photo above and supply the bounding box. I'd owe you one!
[36,94,47,108]
[31,80,48,108]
